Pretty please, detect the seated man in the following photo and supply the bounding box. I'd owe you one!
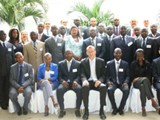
[106,48,130,115]
[9,52,33,115]
[81,45,107,120]
[57,50,82,118]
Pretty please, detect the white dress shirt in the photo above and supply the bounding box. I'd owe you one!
[89,58,97,81]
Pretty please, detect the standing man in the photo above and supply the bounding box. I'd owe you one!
[45,25,65,64]
[23,31,45,88]
[113,18,121,36]
[81,45,107,120]
[57,50,82,118]
[9,52,33,115]
[0,30,15,109]
[111,26,135,64]
[82,28,105,59]
[106,48,130,115]
[37,23,49,42]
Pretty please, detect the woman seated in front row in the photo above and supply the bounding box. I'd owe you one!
[37,52,59,116]
[130,48,160,116]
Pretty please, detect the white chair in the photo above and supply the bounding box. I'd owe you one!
[105,88,130,112]
[9,93,37,113]
[129,85,157,113]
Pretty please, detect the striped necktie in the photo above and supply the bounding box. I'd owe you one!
[33,42,37,54]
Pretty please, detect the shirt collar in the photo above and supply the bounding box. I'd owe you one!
[66,58,73,64]
[18,62,24,67]
[114,59,121,63]
[89,57,96,63]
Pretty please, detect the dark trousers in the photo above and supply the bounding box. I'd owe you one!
[56,83,82,110]
[82,81,106,110]
[0,76,9,106]
[133,77,154,107]
[108,83,129,110]
[154,82,160,105]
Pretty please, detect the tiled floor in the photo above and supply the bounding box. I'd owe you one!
[0,108,160,120]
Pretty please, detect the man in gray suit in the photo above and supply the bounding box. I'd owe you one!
[9,52,33,116]
[45,25,65,64]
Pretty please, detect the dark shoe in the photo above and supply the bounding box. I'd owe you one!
[112,109,118,115]
[99,112,106,119]
[119,110,124,115]
[156,107,160,115]
[17,108,22,116]
[82,113,89,120]
[58,110,66,118]
[142,108,147,117]
[1,104,8,110]
[23,108,28,115]
[44,106,49,116]
[75,109,81,117]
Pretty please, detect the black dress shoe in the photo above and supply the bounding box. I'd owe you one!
[112,109,118,115]
[23,108,28,115]
[82,113,88,120]
[1,105,8,110]
[17,108,22,116]
[99,110,106,119]
[58,110,66,118]
[119,110,124,115]
[75,109,81,117]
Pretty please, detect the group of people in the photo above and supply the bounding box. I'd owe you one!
[0,17,160,120]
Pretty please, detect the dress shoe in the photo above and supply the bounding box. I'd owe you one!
[112,109,118,115]
[119,109,124,115]
[142,108,147,117]
[17,108,22,116]
[58,110,66,118]
[23,108,28,115]
[99,112,106,119]
[156,107,160,115]
[1,104,8,110]
[82,113,89,120]
[44,106,49,116]
[75,109,81,117]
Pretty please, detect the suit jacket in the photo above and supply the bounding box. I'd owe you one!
[81,57,105,83]
[152,57,160,83]
[41,33,49,42]
[23,40,45,75]
[45,36,65,64]
[0,42,15,76]
[82,37,105,59]
[106,60,130,85]
[10,62,33,89]
[134,37,155,62]
[37,63,59,88]
[111,35,135,64]
[58,59,81,84]
[102,34,116,62]
[113,25,121,36]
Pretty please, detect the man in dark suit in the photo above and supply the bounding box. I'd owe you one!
[37,23,49,42]
[111,26,135,64]
[134,28,155,63]
[9,52,33,115]
[57,50,82,118]
[113,18,120,36]
[152,47,160,108]
[106,48,130,115]
[81,45,107,120]
[102,25,116,62]
[0,30,15,109]
[83,17,98,39]
[45,25,65,64]
[82,28,105,59]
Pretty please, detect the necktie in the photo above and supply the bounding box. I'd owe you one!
[3,42,6,48]
[91,39,94,46]
[122,37,125,44]
[116,61,120,84]
[18,65,23,85]
[142,38,145,48]
[33,42,37,54]
[109,36,111,41]
[67,61,71,72]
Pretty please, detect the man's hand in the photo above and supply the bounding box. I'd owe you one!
[82,80,89,87]
[122,83,128,88]
[62,81,69,88]
[72,81,78,89]
[18,86,24,93]
[95,80,101,88]
[107,82,113,87]
[132,77,139,83]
